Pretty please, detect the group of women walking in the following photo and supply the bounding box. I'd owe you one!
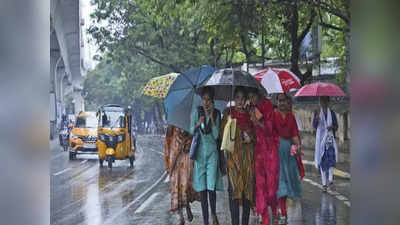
[165,86,304,225]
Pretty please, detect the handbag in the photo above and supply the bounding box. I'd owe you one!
[189,131,200,160]
[221,115,236,153]
[189,107,204,160]
[216,137,227,176]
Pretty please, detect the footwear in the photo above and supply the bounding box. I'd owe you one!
[212,214,219,225]
[322,185,328,192]
[278,216,287,225]
[186,206,193,222]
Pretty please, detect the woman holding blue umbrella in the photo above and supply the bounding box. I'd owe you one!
[190,86,223,225]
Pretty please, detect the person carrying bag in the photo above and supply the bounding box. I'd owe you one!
[189,87,223,225]
[221,87,256,225]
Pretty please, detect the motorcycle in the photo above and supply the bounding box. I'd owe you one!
[59,126,70,151]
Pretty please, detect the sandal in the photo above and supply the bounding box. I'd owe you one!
[278,216,287,225]
[322,185,328,192]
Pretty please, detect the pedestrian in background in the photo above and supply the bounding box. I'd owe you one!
[248,89,280,225]
[221,87,255,225]
[274,93,303,225]
[165,125,199,225]
[313,96,339,192]
[190,87,223,225]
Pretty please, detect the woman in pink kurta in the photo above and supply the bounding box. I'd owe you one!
[248,90,280,225]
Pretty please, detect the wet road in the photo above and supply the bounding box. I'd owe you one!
[51,135,350,225]
[51,135,166,225]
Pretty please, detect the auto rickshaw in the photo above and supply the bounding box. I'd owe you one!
[96,104,135,168]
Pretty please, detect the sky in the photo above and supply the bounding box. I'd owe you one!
[81,0,99,71]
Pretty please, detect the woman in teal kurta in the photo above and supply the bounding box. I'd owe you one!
[190,87,223,225]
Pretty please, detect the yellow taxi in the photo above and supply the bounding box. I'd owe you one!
[69,111,98,160]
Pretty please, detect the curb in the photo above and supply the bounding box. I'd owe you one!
[302,160,351,179]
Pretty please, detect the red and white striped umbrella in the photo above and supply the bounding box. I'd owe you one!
[253,68,301,93]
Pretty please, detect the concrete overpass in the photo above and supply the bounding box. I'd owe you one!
[50,0,88,138]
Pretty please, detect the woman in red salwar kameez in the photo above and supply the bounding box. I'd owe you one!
[248,89,280,225]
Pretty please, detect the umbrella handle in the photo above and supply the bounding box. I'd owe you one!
[230,66,234,116]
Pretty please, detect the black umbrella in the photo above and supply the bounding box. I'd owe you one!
[197,68,268,101]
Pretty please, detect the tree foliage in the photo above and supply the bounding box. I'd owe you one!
[85,0,350,121]
[83,59,125,111]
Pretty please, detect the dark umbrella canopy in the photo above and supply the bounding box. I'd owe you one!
[197,68,268,101]
[197,69,267,101]
[163,65,226,132]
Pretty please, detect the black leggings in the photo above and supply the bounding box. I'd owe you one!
[228,174,251,225]
[200,190,216,225]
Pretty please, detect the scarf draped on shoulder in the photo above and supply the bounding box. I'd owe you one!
[231,108,252,131]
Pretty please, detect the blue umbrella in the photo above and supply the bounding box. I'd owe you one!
[163,65,226,132]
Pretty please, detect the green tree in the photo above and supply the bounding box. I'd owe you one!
[83,59,125,111]
[86,0,350,110]
[302,0,350,84]
[83,55,167,127]
[89,0,215,72]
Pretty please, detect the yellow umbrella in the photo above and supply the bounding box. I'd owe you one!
[141,73,179,99]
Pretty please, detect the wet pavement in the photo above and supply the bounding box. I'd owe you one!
[51,135,350,225]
